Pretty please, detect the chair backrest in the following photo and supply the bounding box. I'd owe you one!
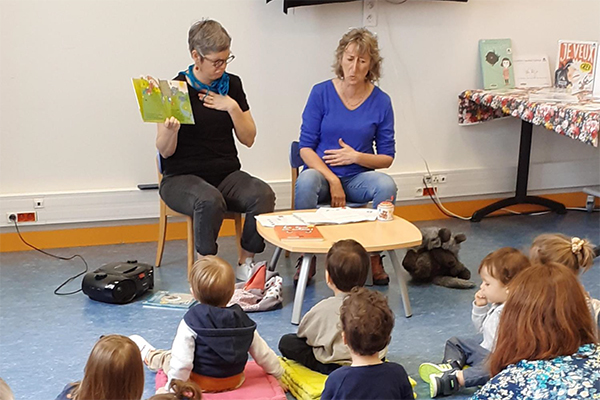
[290,141,303,209]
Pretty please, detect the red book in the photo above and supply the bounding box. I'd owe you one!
[274,225,324,241]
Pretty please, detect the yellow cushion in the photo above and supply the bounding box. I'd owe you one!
[279,357,327,400]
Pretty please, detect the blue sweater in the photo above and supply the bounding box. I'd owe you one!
[321,362,414,400]
[299,80,395,178]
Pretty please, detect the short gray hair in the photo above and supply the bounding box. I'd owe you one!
[188,19,231,56]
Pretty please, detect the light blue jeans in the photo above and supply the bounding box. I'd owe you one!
[294,169,397,209]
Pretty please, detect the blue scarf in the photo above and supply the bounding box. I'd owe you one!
[181,64,230,96]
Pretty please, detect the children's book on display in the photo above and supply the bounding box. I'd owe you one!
[513,55,552,88]
[132,76,195,124]
[274,225,324,241]
[554,40,598,94]
[142,291,197,310]
[479,39,515,90]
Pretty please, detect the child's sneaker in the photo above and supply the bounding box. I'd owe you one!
[129,334,155,365]
[429,371,460,398]
[236,258,253,282]
[419,361,461,383]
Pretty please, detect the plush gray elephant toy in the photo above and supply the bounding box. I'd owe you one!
[402,227,475,289]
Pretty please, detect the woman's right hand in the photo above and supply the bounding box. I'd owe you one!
[329,179,346,207]
[163,116,181,134]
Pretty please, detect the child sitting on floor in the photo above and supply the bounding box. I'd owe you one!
[131,256,284,393]
[321,287,414,400]
[529,233,600,326]
[149,379,202,400]
[419,248,531,398]
[279,239,376,374]
[55,335,144,400]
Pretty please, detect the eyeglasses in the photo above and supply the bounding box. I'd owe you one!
[200,52,235,68]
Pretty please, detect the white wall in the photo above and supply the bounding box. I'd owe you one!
[0,0,598,227]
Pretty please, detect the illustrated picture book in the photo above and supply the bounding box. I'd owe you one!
[132,76,195,124]
[479,39,515,90]
[554,40,598,94]
[142,291,197,310]
[274,225,324,241]
[513,55,552,88]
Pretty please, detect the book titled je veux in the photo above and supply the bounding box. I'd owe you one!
[554,40,598,94]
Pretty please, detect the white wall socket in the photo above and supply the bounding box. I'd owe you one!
[363,0,378,27]
[34,198,44,209]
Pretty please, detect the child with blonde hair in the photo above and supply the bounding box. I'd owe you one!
[55,335,144,400]
[320,287,414,400]
[131,256,283,393]
[419,248,531,398]
[530,233,600,326]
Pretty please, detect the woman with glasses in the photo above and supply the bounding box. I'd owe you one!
[156,19,274,281]
[294,28,397,286]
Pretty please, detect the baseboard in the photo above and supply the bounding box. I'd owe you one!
[1,191,597,253]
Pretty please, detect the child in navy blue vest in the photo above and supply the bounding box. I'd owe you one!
[131,256,283,393]
[320,287,414,400]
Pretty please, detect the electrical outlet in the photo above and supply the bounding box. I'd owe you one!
[423,174,447,185]
[6,211,37,223]
[363,0,378,27]
[415,187,423,197]
[34,198,44,209]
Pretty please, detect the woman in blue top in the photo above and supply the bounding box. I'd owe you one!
[471,262,600,400]
[295,28,397,285]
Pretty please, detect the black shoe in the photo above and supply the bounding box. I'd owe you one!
[429,370,460,397]
[293,255,317,287]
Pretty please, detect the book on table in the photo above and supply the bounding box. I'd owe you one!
[274,225,324,241]
[554,40,598,94]
[479,39,515,90]
[513,55,552,88]
[142,291,197,310]
[132,76,195,124]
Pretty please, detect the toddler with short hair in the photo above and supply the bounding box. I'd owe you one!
[279,239,375,374]
[320,287,414,400]
[131,255,283,393]
[419,247,531,397]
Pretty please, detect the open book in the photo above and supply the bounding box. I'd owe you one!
[132,76,195,124]
[142,291,197,310]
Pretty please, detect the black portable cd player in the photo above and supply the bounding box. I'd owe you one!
[82,260,154,304]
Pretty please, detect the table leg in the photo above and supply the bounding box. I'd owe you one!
[291,253,313,325]
[269,247,282,271]
[387,250,412,318]
[471,121,566,222]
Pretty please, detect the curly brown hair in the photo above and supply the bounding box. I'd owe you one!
[478,247,531,286]
[332,28,382,82]
[340,287,394,356]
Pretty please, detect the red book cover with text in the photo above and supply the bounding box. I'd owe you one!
[274,225,324,241]
[554,40,598,93]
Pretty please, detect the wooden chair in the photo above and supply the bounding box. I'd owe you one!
[155,157,243,274]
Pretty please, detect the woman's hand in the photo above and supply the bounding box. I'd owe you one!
[329,179,346,207]
[474,290,488,306]
[323,138,358,167]
[199,89,236,112]
[163,116,180,133]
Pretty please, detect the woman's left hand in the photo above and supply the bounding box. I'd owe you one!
[323,138,358,166]
[199,89,236,112]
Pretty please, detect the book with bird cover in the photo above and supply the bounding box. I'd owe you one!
[554,40,598,94]
[479,39,515,90]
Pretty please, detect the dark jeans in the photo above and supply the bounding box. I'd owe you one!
[443,336,490,388]
[278,333,342,375]
[159,171,275,256]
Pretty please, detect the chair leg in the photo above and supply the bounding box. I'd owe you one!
[234,213,243,260]
[156,206,168,268]
[186,217,194,276]
[269,247,282,271]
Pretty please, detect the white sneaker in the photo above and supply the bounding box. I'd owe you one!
[236,258,253,282]
[129,334,155,364]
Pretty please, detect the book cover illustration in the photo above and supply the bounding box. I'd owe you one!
[142,291,197,309]
[554,41,598,94]
[132,76,195,124]
[513,55,551,88]
[479,39,515,90]
[274,225,324,241]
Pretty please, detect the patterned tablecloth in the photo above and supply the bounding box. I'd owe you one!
[458,89,599,147]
